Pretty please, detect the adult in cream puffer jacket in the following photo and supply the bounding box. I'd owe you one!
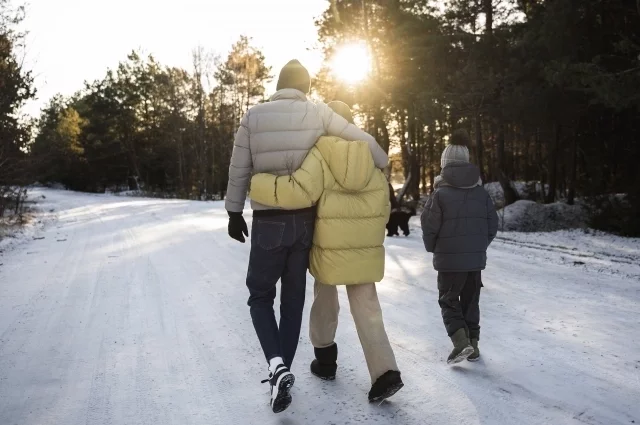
[250,107,403,401]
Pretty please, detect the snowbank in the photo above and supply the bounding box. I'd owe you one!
[0,191,59,253]
[413,180,542,213]
[408,181,587,233]
[484,181,544,208]
[498,200,587,232]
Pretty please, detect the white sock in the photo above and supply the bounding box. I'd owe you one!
[269,357,285,373]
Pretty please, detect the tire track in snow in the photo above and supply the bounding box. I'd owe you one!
[0,209,97,423]
[147,240,250,423]
[495,236,640,265]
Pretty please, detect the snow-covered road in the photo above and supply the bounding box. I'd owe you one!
[1,189,638,425]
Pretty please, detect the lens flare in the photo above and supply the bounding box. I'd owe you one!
[330,42,372,84]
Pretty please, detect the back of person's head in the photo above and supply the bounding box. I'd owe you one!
[327,101,354,124]
[441,129,471,169]
[276,59,311,94]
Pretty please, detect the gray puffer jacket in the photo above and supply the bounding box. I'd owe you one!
[421,162,499,272]
[225,89,388,212]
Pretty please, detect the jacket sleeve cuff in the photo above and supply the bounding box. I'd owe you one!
[423,237,436,252]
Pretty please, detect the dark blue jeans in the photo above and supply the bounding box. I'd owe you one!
[246,209,315,369]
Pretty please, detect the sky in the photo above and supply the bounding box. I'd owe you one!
[21,0,329,117]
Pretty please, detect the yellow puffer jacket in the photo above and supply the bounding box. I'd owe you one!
[249,136,390,285]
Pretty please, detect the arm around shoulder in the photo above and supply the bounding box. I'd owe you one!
[249,148,325,209]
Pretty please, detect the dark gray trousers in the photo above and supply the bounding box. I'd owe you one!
[437,271,482,340]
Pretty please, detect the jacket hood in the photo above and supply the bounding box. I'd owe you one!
[439,162,481,189]
[270,88,307,102]
[316,136,375,191]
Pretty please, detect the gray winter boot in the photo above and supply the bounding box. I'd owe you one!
[447,328,474,364]
[467,338,480,362]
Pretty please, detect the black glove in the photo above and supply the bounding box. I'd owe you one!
[228,211,248,243]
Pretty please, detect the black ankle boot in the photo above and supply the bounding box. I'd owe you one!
[310,343,338,381]
[368,370,404,402]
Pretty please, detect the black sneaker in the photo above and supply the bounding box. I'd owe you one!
[261,364,295,413]
[368,370,404,402]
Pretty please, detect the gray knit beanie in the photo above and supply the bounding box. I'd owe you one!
[441,129,471,169]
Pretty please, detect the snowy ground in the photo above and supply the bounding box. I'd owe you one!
[1,189,639,425]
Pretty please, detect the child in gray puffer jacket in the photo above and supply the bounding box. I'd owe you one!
[421,129,499,364]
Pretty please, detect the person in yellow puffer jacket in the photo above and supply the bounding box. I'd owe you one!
[249,101,403,403]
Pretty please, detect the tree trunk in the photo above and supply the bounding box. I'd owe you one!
[418,124,426,194]
[124,132,141,190]
[567,128,578,205]
[484,0,493,37]
[408,103,420,200]
[211,131,220,199]
[475,113,486,182]
[426,122,436,193]
[496,121,519,205]
[421,135,428,194]
[177,132,185,193]
[429,168,435,194]
[399,111,409,179]
[545,124,560,204]
[362,0,390,159]
[511,125,518,179]
[375,109,390,154]
[534,128,544,201]
[366,111,378,141]
[524,130,532,182]
[14,187,23,215]
[218,89,226,198]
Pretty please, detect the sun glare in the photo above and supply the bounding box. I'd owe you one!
[330,42,372,85]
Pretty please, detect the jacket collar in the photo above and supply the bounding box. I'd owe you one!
[434,175,483,190]
[270,88,308,102]
[434,162,483,190]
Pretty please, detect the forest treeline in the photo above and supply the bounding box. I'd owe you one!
[314,0,640,234]
[31,36,271,199]
[2,0,640,234]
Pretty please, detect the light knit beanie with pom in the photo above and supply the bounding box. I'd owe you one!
[440,129,471,169]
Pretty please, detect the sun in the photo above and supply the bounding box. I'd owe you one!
[330,42,372,85]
